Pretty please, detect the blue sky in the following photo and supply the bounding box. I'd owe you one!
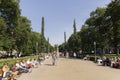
[20,0,111,46]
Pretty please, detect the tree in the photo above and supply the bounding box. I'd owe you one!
[0,17,8,50]
[60,0,120,55]
[64,31,67,51]
[41,16,44,37]
[0,0,54,56]
[14,16,32,54]
[67,33,81,53]
[105,0,120,53]
[67,20,81,53]
[40,16,47,53]
[80,25,95,53]
[73,19,77,34]
[0,0,20,27]
[84,7,107,53]
[59,43,65,52]
[30,32,41,54]
[0,0,21,52]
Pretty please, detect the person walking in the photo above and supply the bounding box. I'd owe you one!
[52,52,57,65]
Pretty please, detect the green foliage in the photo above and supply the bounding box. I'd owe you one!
[79,1,120,54]
[15,16,32,54]
[40,16,47,53]
[0,17,11,50]
[67,33,81,53]
[105,0,120,48]
[59,43,65,52]
[0,0,20,27]
[61,0,120,55]
[79,26,95,53]
[64,32,67,50]
[41,17,44,37]
[85,7,107,48]
[0,1,53,56]
[73,19,77,34]
[66,19,81,53]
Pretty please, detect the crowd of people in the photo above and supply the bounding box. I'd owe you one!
[97,56,120,69]
[78,54,120,69]
[0,56,45,80]
[0,52,58,80]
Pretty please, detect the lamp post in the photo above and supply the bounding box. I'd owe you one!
[11,32,14,49]
[36,42,38,55]
[94,42,96,62]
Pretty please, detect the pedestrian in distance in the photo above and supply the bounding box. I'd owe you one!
[52,52,57,65]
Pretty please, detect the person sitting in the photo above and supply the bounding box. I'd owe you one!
[2,62,11,80]
[105,58,111,66]
[2,62,18,80]
[26,59,34,68]
[33,58,39,68]
[102,56,107,66]
[20,60,28,69]
[97,58,103,65]
[0,69,3,80]
[112,57,120,68]
[10,63,19,80]
[15,61,29,73]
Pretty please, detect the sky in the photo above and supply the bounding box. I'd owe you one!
[20,0,111,46]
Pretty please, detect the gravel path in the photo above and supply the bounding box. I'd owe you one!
[17,57,120,80]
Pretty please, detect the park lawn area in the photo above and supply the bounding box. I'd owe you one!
[104,54,120,58]
[0,55,38,68]
[88,53,120,58]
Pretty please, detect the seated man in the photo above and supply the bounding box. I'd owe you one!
[15,61,29,73]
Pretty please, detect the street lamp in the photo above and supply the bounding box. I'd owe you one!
[36,42,38,55]
[94,42,96,62]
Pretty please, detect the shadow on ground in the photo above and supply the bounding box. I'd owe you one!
[44,64,54,66]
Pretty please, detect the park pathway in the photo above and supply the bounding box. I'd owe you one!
[18,57,120,80]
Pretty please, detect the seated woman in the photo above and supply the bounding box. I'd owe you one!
[10,63,19,80]
[26,59,34,68]
[15,61,29,73]
[20,60,28,69]
[2,62,18,80]
[2,62,11,79]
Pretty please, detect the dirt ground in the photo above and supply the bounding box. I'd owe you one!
[17,57,120,80]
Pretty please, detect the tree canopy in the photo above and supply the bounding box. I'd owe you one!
[59,0,120,56]
[0,0,53,56]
